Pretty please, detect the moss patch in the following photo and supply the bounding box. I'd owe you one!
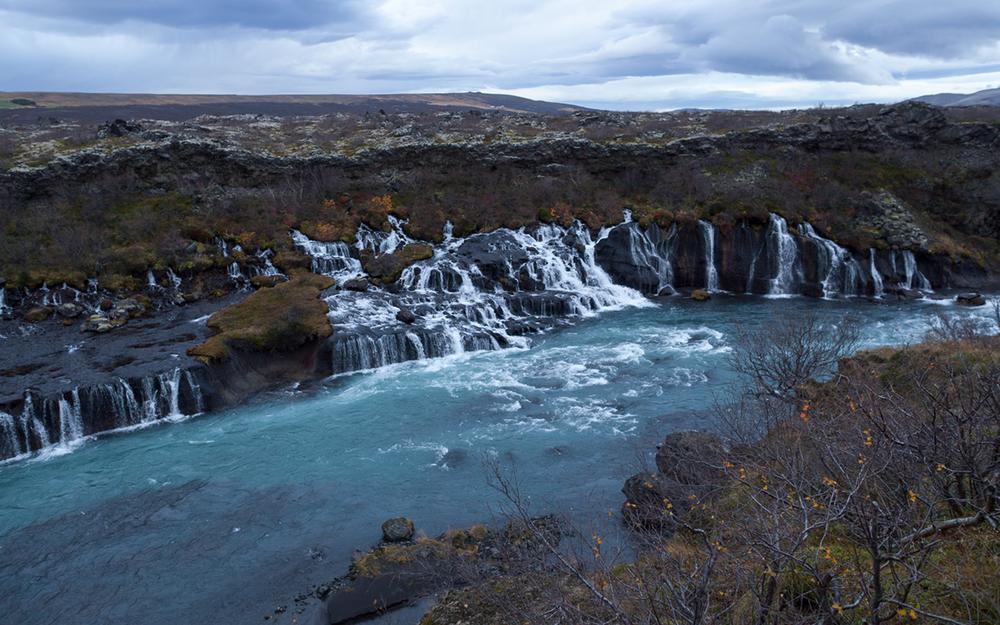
[187,272,333,362]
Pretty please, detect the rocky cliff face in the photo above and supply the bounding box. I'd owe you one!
[2,102,999,461]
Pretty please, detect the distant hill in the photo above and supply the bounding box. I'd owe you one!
[910,87,1000,107]
[0,91,589,123]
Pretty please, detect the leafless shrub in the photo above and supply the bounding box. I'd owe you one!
[925,312,992,342]
[727,313,861,400]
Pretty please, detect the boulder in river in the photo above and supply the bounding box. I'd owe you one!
[956,292,986,307]
[690,289,711,301]
[380,517,415,543]
[342,278,369,292]
[395,308,416,324]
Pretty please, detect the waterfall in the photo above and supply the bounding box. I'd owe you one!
[767,214,799,294]
[57,389,84,445]
[23,394,49,449]
[184,371,205,414]
[1,368,206,461]
[869,250,884,298]
[167,268,183,290]
[227,262,247,287]
[698,220,719,291]
[0,411,22,458]
[216,238,229,257]
[356,215,414,255]
[798,223,862,297]
[147,270,159,290]
[251,250,282,278]
[296,215,651,377]
[0,287,9,315]
[160,368,182,417]
[291,230,363,280]
[899,251,932,291]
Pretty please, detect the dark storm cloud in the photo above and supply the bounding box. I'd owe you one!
[823,2,1000,59]
[0,0,998,108]
[0,0,367,31]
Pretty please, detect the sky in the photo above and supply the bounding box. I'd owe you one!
[1,0,999,110]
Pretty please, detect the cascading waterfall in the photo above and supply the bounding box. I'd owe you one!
[167,268,183,290]
[0,412,21,458]
[0,287,9,315]
[763,214,799,294]
[0,368,206,461]
[698,220,719,291]
[869,249,884,298]
[290,230,363,280]
[251,250,282,278]
[356,215,414,255]
[57,389,84,445]
[798,224,862,297]
[298,217,652,376]
[898,251,931,291]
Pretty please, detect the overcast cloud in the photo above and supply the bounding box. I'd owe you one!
[1,0,998,109]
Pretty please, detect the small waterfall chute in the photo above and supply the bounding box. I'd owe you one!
[869,249,884,298]
[698,220,719,291]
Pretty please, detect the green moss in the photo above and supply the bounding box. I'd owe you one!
[187,272,334,362]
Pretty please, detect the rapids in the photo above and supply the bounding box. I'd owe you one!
[1,295,997,625]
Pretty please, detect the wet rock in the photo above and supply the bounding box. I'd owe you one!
[381,517,415,543]
[56,302,84,318]
[655,431,726,484]
[99,298,113,311]
[437,448,467,468]
[956,292,986,306]
[690,288,711,301]
[884,285,924,300]
[24,306,53,322]
[342,278,369,292]
[395,308,416,324]
[82,314,114,333]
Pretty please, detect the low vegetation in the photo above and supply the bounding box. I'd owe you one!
[1,103,999,293]
[423,316,1000,625]
[186,271,333,362]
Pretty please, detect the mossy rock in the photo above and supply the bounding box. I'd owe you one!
[23,306,53,322]
[363,243,434,284]
[187,272,334,362]
[271,250,311,273]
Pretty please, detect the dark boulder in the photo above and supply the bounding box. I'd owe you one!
[956,292,986,307]
[395,308,416,324]
[97,118,143,138]
[655,431,726,484]
[342,278,369,292]
[381,517,415,543]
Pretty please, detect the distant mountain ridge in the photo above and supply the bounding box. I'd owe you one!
[0,91,589,123]
[910,87,1000,107]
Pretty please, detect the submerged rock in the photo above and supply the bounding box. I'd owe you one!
[380,517,415,543]
[956,292,986,306]
[342,278,369,292]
